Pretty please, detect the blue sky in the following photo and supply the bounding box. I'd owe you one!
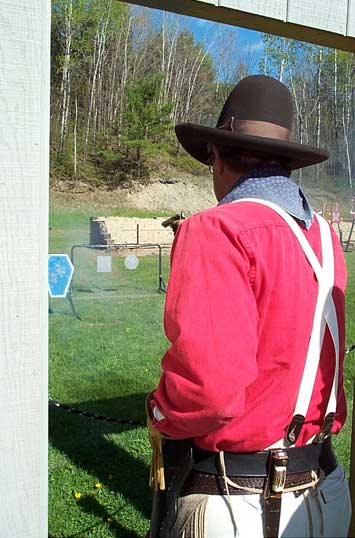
[132,5,265,78]
[183,14,265,78]
[132,5,264,52]
[187,15,263,50]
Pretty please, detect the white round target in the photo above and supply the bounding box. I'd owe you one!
[124,254,139,270]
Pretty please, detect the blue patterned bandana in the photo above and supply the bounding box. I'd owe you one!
[218,167,314,229]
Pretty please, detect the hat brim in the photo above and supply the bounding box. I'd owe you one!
[175,123,329,170]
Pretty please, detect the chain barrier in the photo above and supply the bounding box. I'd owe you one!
[48,396,145,427]
[50,344,355,424]
[49,397,146,538]
[50,343,355,423]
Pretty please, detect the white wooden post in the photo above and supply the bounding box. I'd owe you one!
[0,1,50,537]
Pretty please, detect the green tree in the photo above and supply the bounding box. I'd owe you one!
[122,75,173,178]
[124,76,173,143]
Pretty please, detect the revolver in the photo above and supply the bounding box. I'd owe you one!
[161,212,186,235]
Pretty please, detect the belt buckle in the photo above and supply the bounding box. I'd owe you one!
[271,450,288,494]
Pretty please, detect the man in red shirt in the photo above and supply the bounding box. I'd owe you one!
[147,76,351,538]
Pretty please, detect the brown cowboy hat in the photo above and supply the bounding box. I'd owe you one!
[175,75,328,170]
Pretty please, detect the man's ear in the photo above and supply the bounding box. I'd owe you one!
[212,144,224,175]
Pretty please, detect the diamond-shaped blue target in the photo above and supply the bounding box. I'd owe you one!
[48,254,74,298]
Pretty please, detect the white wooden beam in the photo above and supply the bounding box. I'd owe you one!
[0,1,50,536]
[126,0,355,52]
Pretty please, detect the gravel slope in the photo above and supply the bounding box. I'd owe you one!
[125,178,215,213]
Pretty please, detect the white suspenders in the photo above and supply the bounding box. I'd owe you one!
[233,198,340,447]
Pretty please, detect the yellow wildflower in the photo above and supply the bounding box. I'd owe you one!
[74,491,82,500]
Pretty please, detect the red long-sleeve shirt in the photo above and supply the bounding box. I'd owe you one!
[151,201,347,452]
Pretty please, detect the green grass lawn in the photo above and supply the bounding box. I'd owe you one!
[49,210,355,538]
[49,210,169,538]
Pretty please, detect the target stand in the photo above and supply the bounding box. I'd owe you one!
[68,242,168,318]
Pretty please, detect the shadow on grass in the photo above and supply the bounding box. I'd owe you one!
[49,392,151,538]
[48,495,144,538]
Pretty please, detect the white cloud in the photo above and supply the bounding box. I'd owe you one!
[248,39,264,52]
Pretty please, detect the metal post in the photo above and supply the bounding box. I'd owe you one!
[158,245,167,293]
[344,219,355,252]
[67,289,81,320]
[67,243,170,317]
[68,245,81,319]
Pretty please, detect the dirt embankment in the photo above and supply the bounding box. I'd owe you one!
[124,177,215,213]
[51,173,215,215]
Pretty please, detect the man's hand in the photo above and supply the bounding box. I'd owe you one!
[161,212,186,236]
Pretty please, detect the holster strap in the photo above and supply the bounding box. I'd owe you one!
[265,495,282,538]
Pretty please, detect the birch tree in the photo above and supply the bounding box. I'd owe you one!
[84,0,112,161]
[49,5,354,190]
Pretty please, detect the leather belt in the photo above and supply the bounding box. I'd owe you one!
[180,469,320,496]
[191,437,336,477]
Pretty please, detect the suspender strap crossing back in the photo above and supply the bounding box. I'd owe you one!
[233,199,340,538]
[233,199,339,448]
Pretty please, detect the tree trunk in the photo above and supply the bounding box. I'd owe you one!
[316,48,323,182]
[278,39,290,83]
[84,3,111,162]
[108,29,122,124]
[59,0,73,153]
[343,106,352,190]
[184,42,212,121]
[291,75,303,185]
[73,95,78,176]
[117,16,132,140]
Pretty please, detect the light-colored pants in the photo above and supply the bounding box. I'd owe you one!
[169,465,351,538]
